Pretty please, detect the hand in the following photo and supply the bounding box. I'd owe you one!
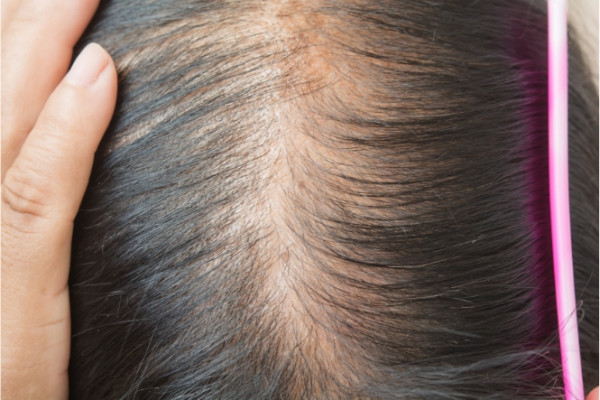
[1,0,117,398]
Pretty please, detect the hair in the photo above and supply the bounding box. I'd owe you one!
[69,0,598,399]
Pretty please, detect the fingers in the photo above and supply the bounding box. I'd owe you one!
[588,387,599,400]
[2,42,117,301]
[1,0,101,180]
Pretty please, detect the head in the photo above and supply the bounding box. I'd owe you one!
[70,0,598,398]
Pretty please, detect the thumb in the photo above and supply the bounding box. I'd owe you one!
[2,42,117,297]
[3,43,117,226]
[1,43,117,398]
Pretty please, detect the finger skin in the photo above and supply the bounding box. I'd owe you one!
[0,0,20,30]
[1,0,101,180]
[0,0,19,27]
[1,44,117,400]
[588,387,599,400]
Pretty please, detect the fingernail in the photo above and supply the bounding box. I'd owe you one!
[66,43,109,86]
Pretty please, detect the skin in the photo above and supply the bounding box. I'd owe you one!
[1,0,117,398]
[0,1,597,399]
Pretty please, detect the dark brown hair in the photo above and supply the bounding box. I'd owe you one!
[70,1,598,398]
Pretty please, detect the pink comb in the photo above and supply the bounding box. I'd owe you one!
[547,1,584,399]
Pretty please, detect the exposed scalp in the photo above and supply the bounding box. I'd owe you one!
[69,1,598,398]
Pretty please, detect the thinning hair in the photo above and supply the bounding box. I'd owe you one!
[70,0,598,398]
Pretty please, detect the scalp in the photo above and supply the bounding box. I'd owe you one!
[70,1,598,398]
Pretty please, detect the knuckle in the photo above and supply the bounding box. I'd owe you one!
[2,163,53,221]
